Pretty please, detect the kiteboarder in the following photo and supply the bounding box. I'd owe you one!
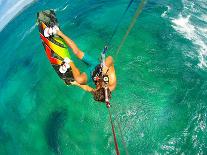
[44,26,117,102]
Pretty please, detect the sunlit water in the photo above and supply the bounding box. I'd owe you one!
[0,0,206,154]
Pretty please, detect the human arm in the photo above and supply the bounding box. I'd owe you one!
[71,81,94,92]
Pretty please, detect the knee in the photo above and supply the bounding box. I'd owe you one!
[75,73,87,85]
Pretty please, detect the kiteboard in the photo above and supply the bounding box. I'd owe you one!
[37,10,74,85]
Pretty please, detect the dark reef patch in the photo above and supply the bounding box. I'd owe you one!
[45,108,68,155]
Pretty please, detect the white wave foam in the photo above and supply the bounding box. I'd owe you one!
[201,14,207,21]
[171,0,207,69]
[54,4,70,12]
[171,15,195,41]
[21,24,36,41]
[0,0,35,32]
[161,5,171,18]
[62,4,69,11]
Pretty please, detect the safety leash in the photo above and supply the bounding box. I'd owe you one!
[107,106,120,155]
[100,46,120,155]
[115,0,147,60]
[104,87,119,155]
[116,118,129,155]
[106,0,136,47]
[100,1,148,154]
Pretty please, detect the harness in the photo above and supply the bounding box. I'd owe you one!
[92,65,109,84]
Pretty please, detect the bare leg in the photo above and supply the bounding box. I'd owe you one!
[56,31,88,84]
[69,62,87,84]
[57,30,85,60]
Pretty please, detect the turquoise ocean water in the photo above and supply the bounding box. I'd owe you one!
[0,0,206,154]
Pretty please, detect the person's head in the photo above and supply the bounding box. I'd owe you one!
[94,74,109,89]
[92,87,111,102]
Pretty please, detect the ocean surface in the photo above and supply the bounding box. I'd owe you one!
[0,0,206,154]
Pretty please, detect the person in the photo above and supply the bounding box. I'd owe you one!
[44,26,117,102]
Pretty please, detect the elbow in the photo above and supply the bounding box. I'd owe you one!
[76,78,86,85]
[75,74,87,85]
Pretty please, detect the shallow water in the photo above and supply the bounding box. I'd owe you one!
[0,0,206,154]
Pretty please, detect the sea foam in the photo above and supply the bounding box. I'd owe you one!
[161,5,171,18]
[170,0,207,69]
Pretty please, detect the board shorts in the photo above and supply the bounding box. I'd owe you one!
[82,53,99,82]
